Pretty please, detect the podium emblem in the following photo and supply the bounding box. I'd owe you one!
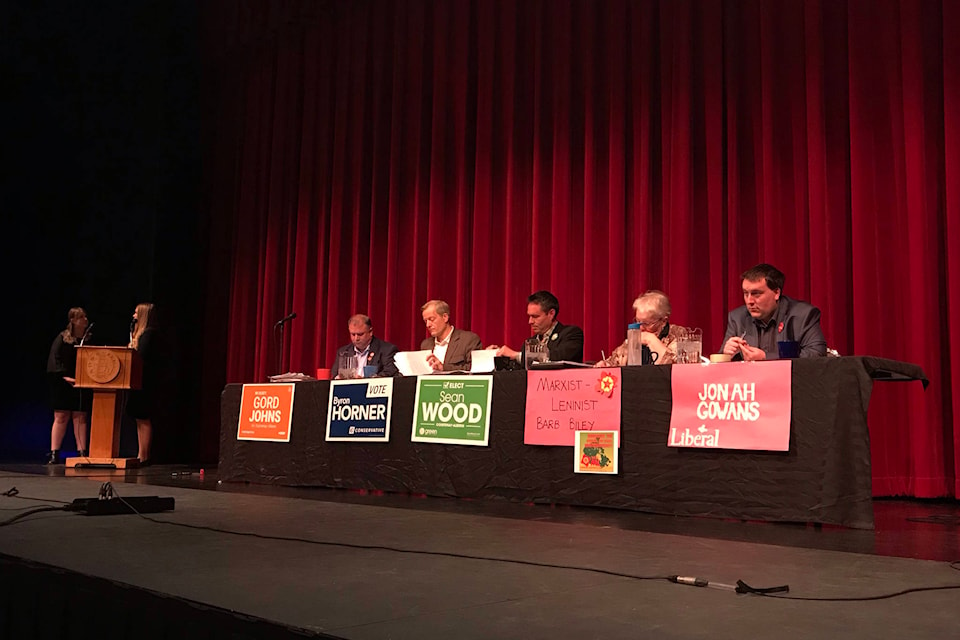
[85,350,122,384]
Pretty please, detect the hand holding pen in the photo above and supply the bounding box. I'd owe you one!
[722,332,747,357]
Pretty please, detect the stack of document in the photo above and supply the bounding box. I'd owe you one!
[393,350,495,376]
[268,372,314,382]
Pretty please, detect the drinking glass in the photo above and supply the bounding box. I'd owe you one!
[524,340,549,369]
[338,354,359,379]
[685,328,702,363]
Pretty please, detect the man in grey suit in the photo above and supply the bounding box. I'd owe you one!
[421,300,483,372]
[721,263,826,361]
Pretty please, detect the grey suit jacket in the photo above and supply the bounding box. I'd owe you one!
[721,295,826,359]
[420,328,483,371]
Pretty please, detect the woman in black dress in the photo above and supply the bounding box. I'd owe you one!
[127,302,157,463]
[45,307,92,464]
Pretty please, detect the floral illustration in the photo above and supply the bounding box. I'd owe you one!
[595,371,618,398]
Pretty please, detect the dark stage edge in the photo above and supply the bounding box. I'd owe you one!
[0,470,959,639]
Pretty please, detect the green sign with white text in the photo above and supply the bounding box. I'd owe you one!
[411,375,492,446]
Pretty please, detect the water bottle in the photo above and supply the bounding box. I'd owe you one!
[627,322,643,366]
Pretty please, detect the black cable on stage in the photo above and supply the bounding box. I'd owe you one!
[3,486,69,504]
[0,470,195,481]
[6,484,960,602]
[106,486,672,584]
[105,486,960,600]
[0,505,69,527]
[745,583,960,602]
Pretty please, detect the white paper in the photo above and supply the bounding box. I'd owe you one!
[469,349,495,373]
[394,350,434,377]
[268,372,313,382]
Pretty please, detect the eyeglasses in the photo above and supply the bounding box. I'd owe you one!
[636,318,664,328]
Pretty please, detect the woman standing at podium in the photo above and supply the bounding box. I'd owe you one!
[127,302,158,464]
[45,307,92,464]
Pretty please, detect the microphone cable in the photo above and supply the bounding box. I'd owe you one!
[3,486,960,602]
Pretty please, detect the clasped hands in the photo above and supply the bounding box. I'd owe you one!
[722,336,766,361]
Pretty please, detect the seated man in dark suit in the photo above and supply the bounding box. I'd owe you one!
[488,290,585,365]
[420,299,483,371]
[721,263,826,361]
[330,314,399,378]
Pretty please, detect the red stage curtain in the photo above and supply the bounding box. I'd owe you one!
[200,0,958,498]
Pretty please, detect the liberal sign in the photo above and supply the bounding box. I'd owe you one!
[325,378,394,442]
[411,375,492,446]
[668,361,792,451]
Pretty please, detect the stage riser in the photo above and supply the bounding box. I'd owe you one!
[0,554,339,640]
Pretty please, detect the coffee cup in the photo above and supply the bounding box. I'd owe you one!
[315,368,331,380]
[709,353,733,363]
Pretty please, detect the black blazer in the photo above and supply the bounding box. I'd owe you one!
[330,336,399,378]
[545,322,585,362]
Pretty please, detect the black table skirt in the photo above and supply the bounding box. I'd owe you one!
[219,357,927,529]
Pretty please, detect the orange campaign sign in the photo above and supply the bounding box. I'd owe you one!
[237,383,296,442]
[524,368,622,446]
[668,361,792,451]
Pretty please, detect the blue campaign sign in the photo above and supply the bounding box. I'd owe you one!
[325,378,394,442]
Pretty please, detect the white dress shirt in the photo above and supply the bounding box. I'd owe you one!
[432,326,454,365]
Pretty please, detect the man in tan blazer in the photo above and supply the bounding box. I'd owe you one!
[420,300,483,372]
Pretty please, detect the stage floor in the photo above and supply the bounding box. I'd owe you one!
[1,463,958,639]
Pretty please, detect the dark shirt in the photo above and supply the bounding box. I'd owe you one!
[46,333,78,374]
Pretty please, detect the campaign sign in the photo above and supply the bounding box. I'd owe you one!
[668,360,792,451]
[524,368,622,446]
[411,375,492,446]
[325,378,394,442]
[574,431,619,474]
[237,383,295,442]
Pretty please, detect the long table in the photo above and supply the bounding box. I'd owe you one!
[219,357,927,529]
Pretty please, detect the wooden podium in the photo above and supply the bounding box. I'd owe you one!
[66,346,142,468]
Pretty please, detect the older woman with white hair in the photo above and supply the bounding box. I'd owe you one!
[596,290,688,366]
